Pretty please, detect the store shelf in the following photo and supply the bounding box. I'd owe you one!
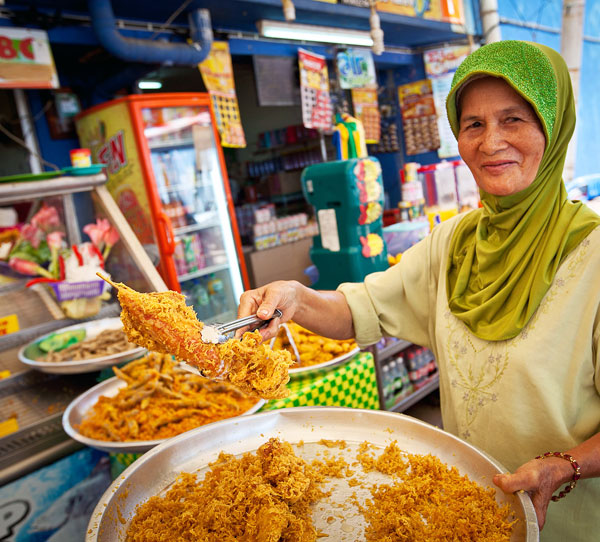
[388,373,439,413]
[177,263,230,283]
[149,138,194,151]
[173,220,220,237]
[375,339,412,360]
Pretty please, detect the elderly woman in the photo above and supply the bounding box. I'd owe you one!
[238,41,600,540]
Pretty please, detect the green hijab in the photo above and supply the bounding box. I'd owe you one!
[445,40,600,341]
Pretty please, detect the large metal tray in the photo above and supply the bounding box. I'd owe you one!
[62,375,266,453]
[87,407,539,541]
[18,317,146,374]
[288,346,361,378]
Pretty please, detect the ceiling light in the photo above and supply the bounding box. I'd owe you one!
[138,80,163,90]
[257,19,374,47]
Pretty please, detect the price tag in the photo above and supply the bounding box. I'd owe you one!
[0,314,19,336]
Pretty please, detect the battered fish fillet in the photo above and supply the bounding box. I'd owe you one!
[101,277,292,400]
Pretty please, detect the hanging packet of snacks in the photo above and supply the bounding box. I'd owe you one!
[298,49,333,132]
[423,44,472,158]
[397,79,440,156]
[198,41,246,148]
[351,88,380,144]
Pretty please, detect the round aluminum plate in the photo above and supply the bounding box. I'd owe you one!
[62,375,266,454]
[18,317,146,375]
[86,407,538,542]
[288,346,361,378]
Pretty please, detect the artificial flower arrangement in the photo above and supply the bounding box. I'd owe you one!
[1,204,119,319]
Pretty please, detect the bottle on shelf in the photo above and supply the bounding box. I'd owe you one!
[191,279,212,321]
[207,273,227,315]
[391,356,405,400]
[382,364,394,410]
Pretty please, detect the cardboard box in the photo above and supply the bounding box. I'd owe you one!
[268,170,303,196]
[244,237,313,288]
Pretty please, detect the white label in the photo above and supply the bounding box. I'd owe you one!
[317,209,340,252]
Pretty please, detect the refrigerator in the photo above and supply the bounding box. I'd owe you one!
[76,93,249,323]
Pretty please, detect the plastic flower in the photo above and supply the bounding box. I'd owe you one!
[20,223,43,249]
[46,231,65,278]
[9,256,54,278]
[102,226,119,260]
[31,205,60,233]
[83,218,111,248]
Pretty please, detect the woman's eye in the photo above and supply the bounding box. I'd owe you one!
[505,116,522,123]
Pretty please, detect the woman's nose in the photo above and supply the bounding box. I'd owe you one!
[478,126,507,154]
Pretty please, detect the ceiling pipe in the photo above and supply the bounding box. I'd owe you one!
[87,0,213,66]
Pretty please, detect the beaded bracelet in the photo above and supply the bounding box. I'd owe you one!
[535,452,582,501]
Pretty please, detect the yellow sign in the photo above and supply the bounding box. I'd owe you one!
[0,314,19,336]
[0,417,19,438]
[376,0,464,25]
[199,42,246,148]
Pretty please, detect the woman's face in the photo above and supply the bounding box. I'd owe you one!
[457,77,546,196]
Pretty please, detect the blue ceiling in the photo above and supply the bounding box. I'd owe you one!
[1,0,473,49]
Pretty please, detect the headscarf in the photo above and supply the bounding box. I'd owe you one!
[445,40,600,341]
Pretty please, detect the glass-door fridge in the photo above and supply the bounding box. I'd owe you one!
[76,93,248,323]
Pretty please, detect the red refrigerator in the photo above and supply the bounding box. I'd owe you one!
[76,93,249,323]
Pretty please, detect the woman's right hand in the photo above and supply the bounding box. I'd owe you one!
[237,280,303,340]
[237,280,355,342]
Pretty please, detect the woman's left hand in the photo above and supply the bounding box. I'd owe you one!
[493,457,573,530]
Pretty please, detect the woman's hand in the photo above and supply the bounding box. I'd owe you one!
[237,281,303,340]
[237,280,355,342]
[493,456,573,530]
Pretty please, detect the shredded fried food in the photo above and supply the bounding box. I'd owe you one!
[359,441,515,542]
[77,352,261,441]
[272,322,357,368]
[39,328,135,362]
[101,276,293,399]
[122,439,516,541]
[125,438,327,542]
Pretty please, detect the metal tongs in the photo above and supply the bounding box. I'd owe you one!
[178,309,283,378]
[200,309,283,344]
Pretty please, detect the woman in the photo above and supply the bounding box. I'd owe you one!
[238,41,600,540]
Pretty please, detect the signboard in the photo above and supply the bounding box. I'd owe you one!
[298,49,333,132]
[376,0,464,25]
[423,44,472,158]
[336,48,377,89]
[199,41,246,148]
[0,27,59,88]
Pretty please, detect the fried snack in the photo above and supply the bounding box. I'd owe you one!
[272,321,357,368]
[125,438,326,542]
[358,441,515,541]
[39,328,135,362]
[101,276,292,400]
[77,352,260,441]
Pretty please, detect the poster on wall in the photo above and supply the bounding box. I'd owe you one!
[423,44,471,158]
[298,49,333,132]
[253,56,301,106]
[397,78,440,155]
[351,88,381,143]
[198,41,246,148]
[0,27,59,88]
[376,0,464,25]
[336,48,377,89]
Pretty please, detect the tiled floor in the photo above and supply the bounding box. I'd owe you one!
[403,388,443,429]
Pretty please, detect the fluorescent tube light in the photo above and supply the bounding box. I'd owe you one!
[138,80,163,90]
[257,19,374,47]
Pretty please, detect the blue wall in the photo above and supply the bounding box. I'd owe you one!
[498,0,600,178]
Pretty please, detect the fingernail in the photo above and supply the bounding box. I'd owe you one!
[258,308,269,317]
